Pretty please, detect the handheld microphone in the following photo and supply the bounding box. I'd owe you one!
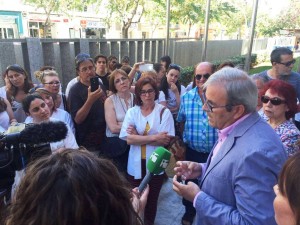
[138,147,171,193]
[0,121,68,145]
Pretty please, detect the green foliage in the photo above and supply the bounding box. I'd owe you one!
[179,54,258,86]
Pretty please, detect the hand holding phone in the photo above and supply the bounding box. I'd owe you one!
[90,77,99,92]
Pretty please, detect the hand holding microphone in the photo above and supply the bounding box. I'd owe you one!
[138,147,171,193]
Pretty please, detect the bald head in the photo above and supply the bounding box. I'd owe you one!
[195,62,214,75]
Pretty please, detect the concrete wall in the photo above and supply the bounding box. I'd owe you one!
[0,37,276,89]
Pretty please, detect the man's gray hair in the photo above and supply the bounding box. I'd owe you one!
[203,67,257,113]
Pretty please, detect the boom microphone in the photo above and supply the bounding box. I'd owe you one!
[138,147,171,193]
[0,121,68,145]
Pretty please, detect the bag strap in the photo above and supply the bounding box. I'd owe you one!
[160,107,167,124]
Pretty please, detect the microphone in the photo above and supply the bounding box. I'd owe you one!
[138,147,171,193]
[0,121,68,145]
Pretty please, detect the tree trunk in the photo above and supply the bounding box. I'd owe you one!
[122,26,129,39]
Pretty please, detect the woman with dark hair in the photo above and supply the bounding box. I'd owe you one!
[120,77,174,225]
[261,79,300,156]
[6,148,149,225]
[273,151,300,225]
[22,94,77,151]
[3,64,34,122]
[160,64,186,134]
[104,69,134,172]
[160,55,172,71]
[153,63,166,87]
[25,88,74,134]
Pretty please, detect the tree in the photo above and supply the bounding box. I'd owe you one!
[24,0,99,38]
[105,0,146,38]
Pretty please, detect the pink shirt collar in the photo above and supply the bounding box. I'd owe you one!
[218,113,251,140]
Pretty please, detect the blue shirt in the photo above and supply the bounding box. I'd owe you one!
[177,87,217,153]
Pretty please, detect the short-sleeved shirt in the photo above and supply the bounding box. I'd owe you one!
[68,81,106,150]
[119,104,175,179]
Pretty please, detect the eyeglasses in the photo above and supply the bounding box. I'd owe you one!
[261,95,286,105]
[43,81,60,86]
[111,61,117,64]
[79,66,95,73]
[195,73,210,80]
[114,76,128,84]
[140,89,155,96]
[276,59,296,67]
[202,93,232,112]
[168,63,181,72]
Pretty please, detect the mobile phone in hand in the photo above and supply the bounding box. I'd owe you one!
[90,77,99,92]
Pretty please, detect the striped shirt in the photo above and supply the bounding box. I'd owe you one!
[177,87,217,153]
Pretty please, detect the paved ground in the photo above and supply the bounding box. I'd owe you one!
[155,178,196,225]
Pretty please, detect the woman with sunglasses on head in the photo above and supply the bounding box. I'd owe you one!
[261,79,300,157]
[25,88,74,134]
[120,77,175,225]
[3,64,34,122]
[160,64,186,136]
[273,151,300,225]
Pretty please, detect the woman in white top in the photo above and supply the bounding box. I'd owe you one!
[25,88,74,134]
[120,77,174,225]
[104,69,134,172]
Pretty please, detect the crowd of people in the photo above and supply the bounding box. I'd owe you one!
[1,47,300,225]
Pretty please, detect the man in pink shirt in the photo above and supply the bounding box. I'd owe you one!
[173,67,287,225]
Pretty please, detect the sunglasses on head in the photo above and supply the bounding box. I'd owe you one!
[168,63,181,72]
[75,53,92,66]
[276,59,296,67]
[261,95,286,105]
[6,64,25,73]
[195,73,210,80]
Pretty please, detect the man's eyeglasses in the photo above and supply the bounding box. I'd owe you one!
[276,59,296,67]
[168,63,181,72]
[140,88,155,96]
[202,92,232,112]
[261,95,286,105]
[195,74,210,80]
[43,81,60,86]
[79,66,95,73]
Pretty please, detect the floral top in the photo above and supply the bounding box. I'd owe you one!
[273,120,300,157]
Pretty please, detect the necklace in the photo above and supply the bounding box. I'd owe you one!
[118,93,132,114]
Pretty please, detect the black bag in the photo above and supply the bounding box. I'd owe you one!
[104,136,129,158]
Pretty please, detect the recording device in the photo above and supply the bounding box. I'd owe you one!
[138,147,171,193]
[0,121,68,171]
[90,77,99,92]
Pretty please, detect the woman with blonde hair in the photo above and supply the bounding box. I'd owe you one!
[35,69,68,111]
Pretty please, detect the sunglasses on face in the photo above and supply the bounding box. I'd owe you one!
[277,59,296,67]
[195,73,210,80]
[261,95,286,105]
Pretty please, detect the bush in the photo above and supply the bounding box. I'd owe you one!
[179,54,257,87]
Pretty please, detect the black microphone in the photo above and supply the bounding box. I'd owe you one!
[0,121,68,145]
